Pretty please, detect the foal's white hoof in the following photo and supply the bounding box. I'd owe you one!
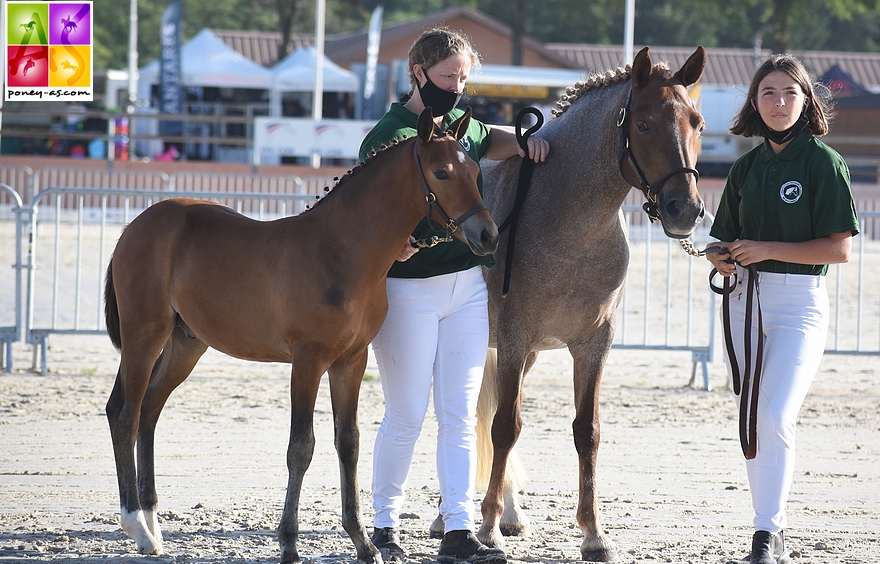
[121,508,164,555]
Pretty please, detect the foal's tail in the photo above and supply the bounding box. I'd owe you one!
[104,258,122,351]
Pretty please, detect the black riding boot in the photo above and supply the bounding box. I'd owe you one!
[750,530,792,564]
[371,527,405,564]
[438,530,506,564]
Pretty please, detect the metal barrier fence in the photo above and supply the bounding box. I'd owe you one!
[0,184,25,371]
[2,187,879,384]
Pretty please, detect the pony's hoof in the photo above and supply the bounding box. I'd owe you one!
[476,526,505,550]
[499,522,531,538]
[138,545,163,556]
[429,514,445,539]
[580,548,617,562]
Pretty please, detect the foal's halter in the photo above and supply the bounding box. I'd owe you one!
[411,137,487,249]
[617,84,700,222]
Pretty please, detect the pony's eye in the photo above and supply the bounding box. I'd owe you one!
[434,170,449,180]
[636,122,648,133]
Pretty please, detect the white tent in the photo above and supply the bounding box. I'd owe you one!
[272,46,360,93]
[269,46,360,117]
[137,28,275,103]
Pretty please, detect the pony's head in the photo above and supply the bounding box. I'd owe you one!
[414,107,498,256]
[621,46,707,238]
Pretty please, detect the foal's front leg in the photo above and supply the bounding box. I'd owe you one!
[278,357,322,564]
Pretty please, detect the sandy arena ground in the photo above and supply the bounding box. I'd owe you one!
[0,217,878,564]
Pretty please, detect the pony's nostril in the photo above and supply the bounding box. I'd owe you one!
[664,199,681,219]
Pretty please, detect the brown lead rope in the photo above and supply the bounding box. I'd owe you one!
[710,263,764,460]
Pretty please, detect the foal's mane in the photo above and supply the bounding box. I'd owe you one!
[302,134,414,213]
[551,62,673,118]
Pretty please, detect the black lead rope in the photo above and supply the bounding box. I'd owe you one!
[500,107,544,298]
[710,261,764,460]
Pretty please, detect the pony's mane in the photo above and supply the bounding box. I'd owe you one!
[302,134,413,213]
[551,62,674,118]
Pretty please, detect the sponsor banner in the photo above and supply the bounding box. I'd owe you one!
[254,117,376,159]
[4,1,94,101]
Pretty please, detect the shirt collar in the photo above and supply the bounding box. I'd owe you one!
[759,129,811,162]
[388,102,465,131]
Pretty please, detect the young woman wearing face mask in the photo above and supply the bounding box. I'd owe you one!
[705,55,859,564]
[358,26,549,564]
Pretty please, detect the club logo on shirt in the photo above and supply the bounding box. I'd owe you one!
[459,136,471,152]
[779,180,803,204]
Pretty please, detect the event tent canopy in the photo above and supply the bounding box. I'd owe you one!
[138,28,275,102]
[272,46,360,93]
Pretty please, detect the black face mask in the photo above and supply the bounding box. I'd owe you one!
[417,70,463,117]
[759,113,809,145]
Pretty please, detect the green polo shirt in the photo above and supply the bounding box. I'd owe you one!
[710,131,860,275]
[359,103,495,279]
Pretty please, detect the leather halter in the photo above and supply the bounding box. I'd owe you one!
[412,137,488,248]
[617,84,700,222]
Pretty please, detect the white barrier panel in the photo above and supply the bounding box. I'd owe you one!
[254,117,376,160]
[0,184,25,371]
[23,188,315,372]
[6,189,880,380]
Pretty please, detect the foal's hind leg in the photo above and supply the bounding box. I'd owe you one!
[136,326,208,546]
[106,320,174,554]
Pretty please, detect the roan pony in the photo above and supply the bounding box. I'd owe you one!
[472,46,707,562]
[103,108,497,563]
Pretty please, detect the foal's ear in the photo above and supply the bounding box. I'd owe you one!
[417,108,436,143]
[631,46,652,89]
[676,46,706,87]
[448,107,472,141]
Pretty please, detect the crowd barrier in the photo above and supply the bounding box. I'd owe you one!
[2,183,878,388]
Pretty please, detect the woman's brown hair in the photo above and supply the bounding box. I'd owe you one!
[730,54,834,137]
[404,26,480,95]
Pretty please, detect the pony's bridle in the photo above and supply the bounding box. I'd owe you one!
[411,138,487,249]
[617,84,700,222]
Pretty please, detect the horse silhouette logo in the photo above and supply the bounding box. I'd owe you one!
[61,16,78,34]
[23,59,36,76]
[779,180,803,204]
[61,61,79,75]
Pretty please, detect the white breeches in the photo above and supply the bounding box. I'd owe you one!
[371,266,488,533]
[724,265,829,533]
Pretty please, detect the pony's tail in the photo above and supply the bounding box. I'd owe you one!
[104,258,122,351]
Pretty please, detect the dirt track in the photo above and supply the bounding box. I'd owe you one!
[1,335,878,564]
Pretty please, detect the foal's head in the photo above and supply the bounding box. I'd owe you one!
[414,107,498,256]
[623,46,707,238]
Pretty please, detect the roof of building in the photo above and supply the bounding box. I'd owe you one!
[215,29,314,67]
[548,43,880,89]
[215,7,578,70]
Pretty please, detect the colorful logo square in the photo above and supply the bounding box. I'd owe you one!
[4,1,93,101]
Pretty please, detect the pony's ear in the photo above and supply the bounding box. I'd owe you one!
[417,108,436,143]
[448,107,472,141]
[676,46,706,87]
[631,47,652,89]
